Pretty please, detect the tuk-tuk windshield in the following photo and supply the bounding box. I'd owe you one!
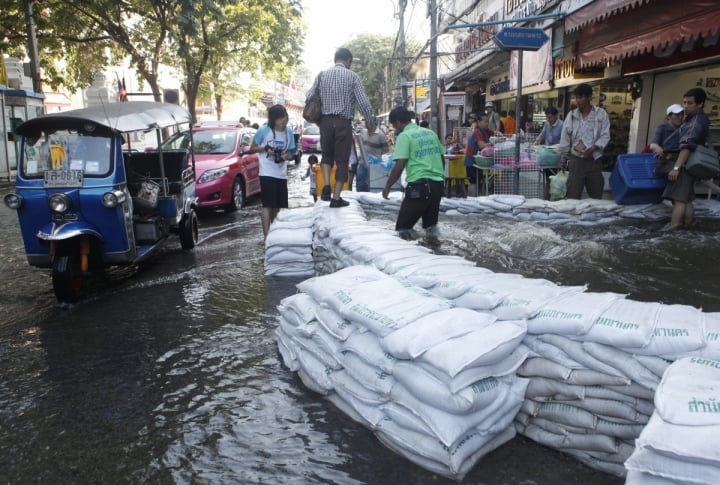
[22,131,113,178]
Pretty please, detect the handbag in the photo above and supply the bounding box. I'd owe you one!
[685,144,720,179]
[302,73,323,124]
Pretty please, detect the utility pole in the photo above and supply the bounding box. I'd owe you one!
[398,0,408,108]
[429,0,438,134]
[23,0,41,94]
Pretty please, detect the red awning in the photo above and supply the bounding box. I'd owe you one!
[565,0,652,33]
[575,0,720,68]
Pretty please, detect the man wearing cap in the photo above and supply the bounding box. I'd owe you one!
[485,102,502,133]
[650,104,684,159]
[558,83,611,199]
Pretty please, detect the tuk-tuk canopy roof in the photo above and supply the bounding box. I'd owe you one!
[15,101,191,138]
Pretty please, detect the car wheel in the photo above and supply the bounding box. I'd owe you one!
[229,177,245,211]
[180,209,199,250]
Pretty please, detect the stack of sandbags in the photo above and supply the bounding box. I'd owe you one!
[275,265,530,480]
[264,207,315,277]
[515,300,711,477]
[625,357,720,484]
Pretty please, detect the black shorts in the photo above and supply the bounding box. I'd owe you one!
[319,115,353,182]
[260,176,288,208]
[396,179,444,231]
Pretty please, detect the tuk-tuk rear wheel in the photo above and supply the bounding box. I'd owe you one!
[180,209,198,250]
[52,245,84,303]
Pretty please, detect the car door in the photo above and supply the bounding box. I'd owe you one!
[239,131,261,195]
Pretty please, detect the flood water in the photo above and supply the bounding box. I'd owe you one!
[1,160,719,484]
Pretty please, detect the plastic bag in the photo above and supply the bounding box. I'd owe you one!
[549,170,567,201]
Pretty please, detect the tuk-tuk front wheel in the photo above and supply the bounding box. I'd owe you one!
[52,244,84,303]
[180,209,198,250]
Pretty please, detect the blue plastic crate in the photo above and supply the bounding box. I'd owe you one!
[609,153,667,205]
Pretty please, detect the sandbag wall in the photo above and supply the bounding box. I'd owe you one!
[272,200,720,480]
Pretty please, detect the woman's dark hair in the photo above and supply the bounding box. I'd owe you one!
[267,104,288,130]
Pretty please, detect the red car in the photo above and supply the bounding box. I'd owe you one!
[162,126,261,211]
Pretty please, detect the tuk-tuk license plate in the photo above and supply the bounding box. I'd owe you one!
[44,170,84,188]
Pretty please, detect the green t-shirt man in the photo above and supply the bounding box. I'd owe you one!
[392,122,445,183]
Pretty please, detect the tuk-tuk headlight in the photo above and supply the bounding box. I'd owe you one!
[101,190,127,208]
[3,193,23,210]
[48,193,72,213]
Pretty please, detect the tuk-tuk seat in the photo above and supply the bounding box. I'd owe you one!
[125,149,189,195]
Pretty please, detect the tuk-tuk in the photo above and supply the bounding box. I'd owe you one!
[3,101,199,303]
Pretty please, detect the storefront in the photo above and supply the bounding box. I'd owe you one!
[0,88,45,179]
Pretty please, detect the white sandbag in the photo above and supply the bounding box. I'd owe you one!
[625,445,720,485]
[624,469,697,485]
[366,249,432,273]
[539,334,625,377]
[622,304,706,357]
[392,256,478,287]
[264,248,313,264]
[266,226,313,246]
[292,332,342,370]
[565,369,631,386]
[654,357,720,427]
[517,357,573,381]
[527,292,624,335]
[562,449,627,478]
[337,330,398,374]
[635,398,655,417]
[329,369,388,407]
[314,305,357,341]
[326,392,368,427]
[527,416,588,436]
[521,424,618,454]
[525,377,585,400]
[633,354,672,378]
[677,312,720,360]
[275,328,299,371]
[588,440,636,464]
[584,385,638,405]
[491,283,586,321]
[415,344,531,393]
[278,293,318,327]
[451,274,523,311]
[582,341,660,390]
[388,378,527,447]
[379,308,497,360]
[296,265,387,303]
[523,335,584,369]
[337,350,395,397]
[429,267,499,300]
[594,417,645,440]
[376,422,515,480]
[417,320,527,377]
[325,277,453,337]
[606,382,656,401]
[570,396,641,422]
[534,401,598,429]
[296,350,337,394]
[393,362,506,414]
[584,298,661,348]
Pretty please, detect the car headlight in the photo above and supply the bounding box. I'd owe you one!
[48,193,72,213]
[101,190,127,208]
[4,193,23,210]
[198,167,229,184]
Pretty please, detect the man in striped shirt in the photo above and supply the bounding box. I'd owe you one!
[305,48,375,207]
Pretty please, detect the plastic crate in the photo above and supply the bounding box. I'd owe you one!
[609,153,667,205]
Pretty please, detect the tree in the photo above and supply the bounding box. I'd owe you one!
[0,0,303,122]
[344,34,423,115]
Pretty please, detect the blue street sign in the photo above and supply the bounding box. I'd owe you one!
[494,27,549,51]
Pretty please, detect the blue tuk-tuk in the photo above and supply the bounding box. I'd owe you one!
[3,101,199,303]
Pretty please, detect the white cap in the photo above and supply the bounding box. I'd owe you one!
[485,101,494,108]
[666,104,683,115]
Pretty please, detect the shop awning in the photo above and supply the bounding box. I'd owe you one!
[575,0,720,68]
[565,0,652,33]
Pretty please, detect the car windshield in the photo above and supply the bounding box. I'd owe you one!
[303,126,320,136]
[192,130,238,154]
[21,131,112,178]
